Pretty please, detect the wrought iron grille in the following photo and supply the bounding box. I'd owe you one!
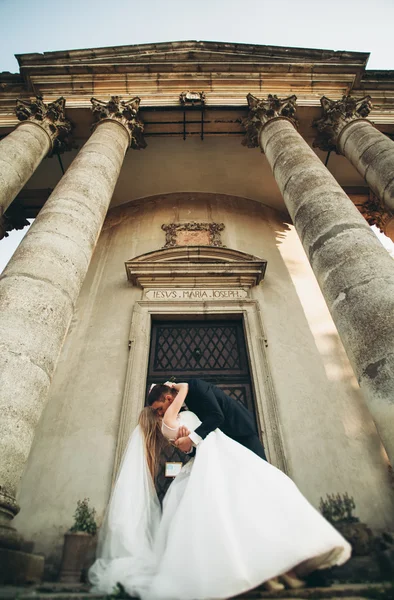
[149,322,248,375]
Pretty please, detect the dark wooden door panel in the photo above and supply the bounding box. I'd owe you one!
[146,319,258,501]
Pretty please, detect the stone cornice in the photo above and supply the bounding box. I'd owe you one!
[15,95,73,154]
[313,95,373,152]
[16,41,370,69]
[242,93,298,149]
[91,96,146,149]
[125,245,267,288]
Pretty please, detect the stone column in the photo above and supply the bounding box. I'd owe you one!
[0,96,145,553]
[314,95,394,212]
[0,96,73,239]
[243,93,394,465]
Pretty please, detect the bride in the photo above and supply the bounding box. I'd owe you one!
[89,382,351,600]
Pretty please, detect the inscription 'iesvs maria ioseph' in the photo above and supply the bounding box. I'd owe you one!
[145,289,248,301]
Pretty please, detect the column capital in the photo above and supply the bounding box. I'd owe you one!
[90,96,147,149]
[357,191,394,235]
[0,201,30,241]
[15,96,74,155]
[242,93,298,149]
[313,95,372,152]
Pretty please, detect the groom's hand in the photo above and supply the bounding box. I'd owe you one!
[175,436,193,453]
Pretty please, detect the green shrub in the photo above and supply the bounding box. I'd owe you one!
[70,498,97,535]
[319,492,358,524]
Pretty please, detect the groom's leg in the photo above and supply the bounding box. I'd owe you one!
[234,434,267,461]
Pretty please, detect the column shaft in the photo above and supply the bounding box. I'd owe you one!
[338,120,394,212]
[0,122,51,218]
[0,118,130,545]
[260,117,394,464]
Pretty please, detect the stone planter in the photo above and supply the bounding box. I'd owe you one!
[335,521,374,556]
[59,531,96,583]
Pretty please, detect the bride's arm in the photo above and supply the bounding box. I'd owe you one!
[162,382,189,428]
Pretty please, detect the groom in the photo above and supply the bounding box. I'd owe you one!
[147,378,267,461]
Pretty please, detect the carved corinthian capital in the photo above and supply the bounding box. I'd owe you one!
[15,96,73,155]
[91,96,146,149]
[242,93,298,149]
[0,201,30,241]
[358,191,394,235]
[313,95,372,152]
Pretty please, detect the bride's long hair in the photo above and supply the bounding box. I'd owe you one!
[138,407,169,480]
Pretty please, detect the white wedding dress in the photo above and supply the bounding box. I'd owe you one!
[89,411,351,600]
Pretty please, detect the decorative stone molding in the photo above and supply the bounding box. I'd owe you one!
[357,191,394,234]
[242,93,298,149]
[313,95,373,152]
[114,299,287,478]
[179,91,206,105]
[0,201,30,241]
[15,95,73,155]
[125,246,267,288]
[161,221,225,248]
[90,95,146,149]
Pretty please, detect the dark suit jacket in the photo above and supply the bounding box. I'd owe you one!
[184,378,257,441]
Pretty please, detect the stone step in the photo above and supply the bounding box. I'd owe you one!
[0,583,392,600]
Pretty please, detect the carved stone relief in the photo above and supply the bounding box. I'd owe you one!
[357,191,394,234]
[15,95,74,155]
[161,222,225,248]
[90,95,146,149]
[0,201,30,241]
[242,93,298,149]
[180,91,206,105]
[313,95,373,152]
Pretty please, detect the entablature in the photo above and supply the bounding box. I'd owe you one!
[1,42,394,135]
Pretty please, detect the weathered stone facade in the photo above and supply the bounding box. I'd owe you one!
[1,41,394,580]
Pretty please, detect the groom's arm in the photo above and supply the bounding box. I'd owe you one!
[188,379,225,444]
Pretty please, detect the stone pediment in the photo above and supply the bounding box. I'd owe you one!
[125,245,267,288]
[17,41,368,73]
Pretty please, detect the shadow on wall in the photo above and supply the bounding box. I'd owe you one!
[273,219,392,485]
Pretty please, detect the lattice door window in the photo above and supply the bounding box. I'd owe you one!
[216,384,255,416]
[149,321,249,376]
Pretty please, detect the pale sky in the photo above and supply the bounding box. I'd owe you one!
[1,0,394,270]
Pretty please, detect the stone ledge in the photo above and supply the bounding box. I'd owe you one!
[0,583,391,600]
[0,549,44,586]
[241,582,393,598]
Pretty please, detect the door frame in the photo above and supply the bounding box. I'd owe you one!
[113,299,288,479]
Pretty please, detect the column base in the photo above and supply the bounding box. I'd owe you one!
[0,547,44,584]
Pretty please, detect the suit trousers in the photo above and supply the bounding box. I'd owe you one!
[232,434,267,461]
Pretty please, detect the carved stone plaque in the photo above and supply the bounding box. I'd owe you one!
[177,229,210,246]
[145,288,248,301]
